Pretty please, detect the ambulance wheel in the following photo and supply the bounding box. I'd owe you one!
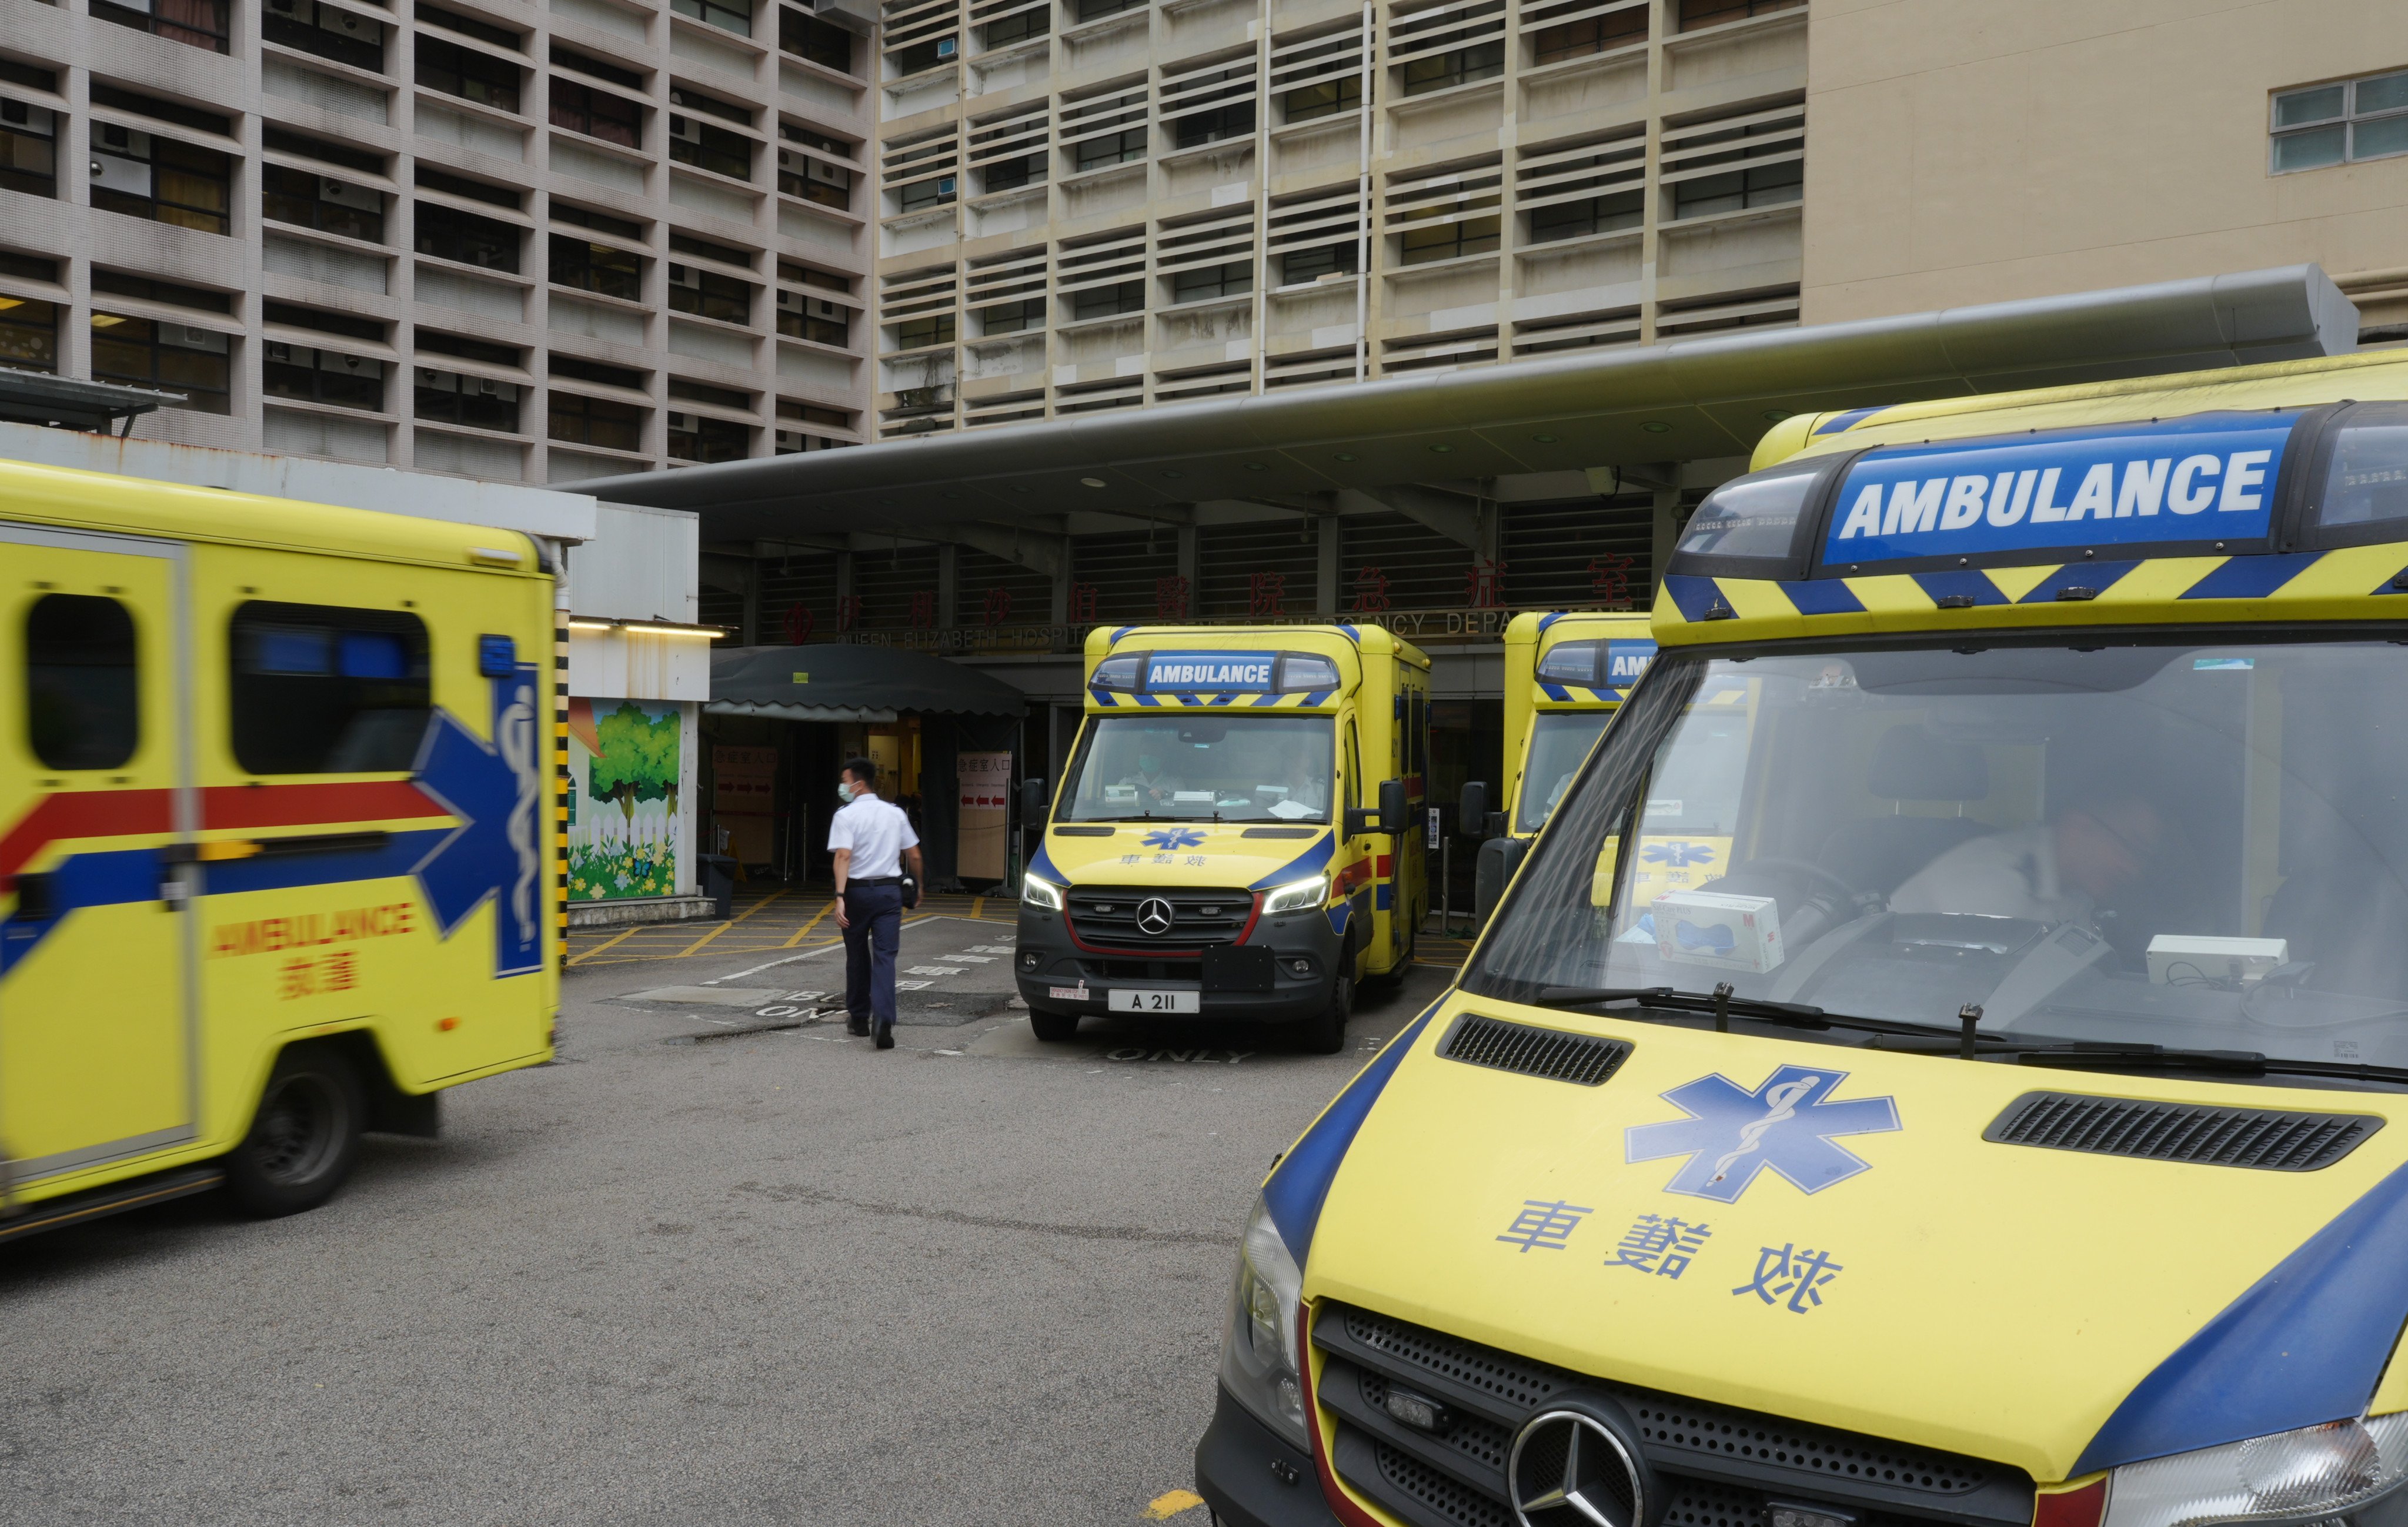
[1030,1007,1081,1043]
[1298,942,1355,1054]
[225,1046,365,1218]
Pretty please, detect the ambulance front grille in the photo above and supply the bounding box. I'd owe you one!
[1063,886,1252,951]
[1983,1091,2380,1171]
[1315,1302,2035,1527]
[1438,1013,1632,1087]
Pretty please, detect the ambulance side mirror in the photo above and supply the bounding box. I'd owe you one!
[1019,777,1047,824]
[1458,781,1488,833]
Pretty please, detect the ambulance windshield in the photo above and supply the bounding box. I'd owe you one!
[1471,635,2408,1076]
[1061,714,1335,823]
[1516,713,1611,834]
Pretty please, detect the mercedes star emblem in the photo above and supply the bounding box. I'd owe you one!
[1508,1408,1645,1527]
[1135,897,1175,936]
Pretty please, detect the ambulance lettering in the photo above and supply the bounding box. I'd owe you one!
[1144,653,1274,690]
[1824,413,2298,564]
[1624,1064,1901,1204]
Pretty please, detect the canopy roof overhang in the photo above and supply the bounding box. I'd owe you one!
[576,265,2358,541]
[709,641,1028,721]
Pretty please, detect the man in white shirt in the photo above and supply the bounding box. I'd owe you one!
[829,756,923,1050]
[1891,796,2163,925]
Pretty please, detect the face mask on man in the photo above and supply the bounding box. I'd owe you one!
[836,780,856,804]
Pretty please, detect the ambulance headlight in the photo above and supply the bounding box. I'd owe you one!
[1261,876,1327,917]
[1219,1194,1307,1450]
[1021,874,1064,911]
[2102,1415,2408,1527]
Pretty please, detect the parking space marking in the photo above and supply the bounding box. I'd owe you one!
[1144,1489,1207,1520]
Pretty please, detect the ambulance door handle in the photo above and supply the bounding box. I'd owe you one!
[9,872,55,921]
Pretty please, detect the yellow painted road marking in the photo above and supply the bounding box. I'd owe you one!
[1143,1489,1207,1520]
[675,888,788,957]
[566,925,644,967]
[781,901,836,947]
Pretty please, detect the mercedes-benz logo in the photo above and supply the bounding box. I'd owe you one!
[1135,897,1175,936]
[1508,1407,1648,1527]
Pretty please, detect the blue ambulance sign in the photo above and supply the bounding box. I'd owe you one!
[1605,640,1656,692]
[1822,412,2302,567]
[1145,651,1276,690]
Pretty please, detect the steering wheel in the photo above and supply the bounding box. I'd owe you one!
[1723,856,1866,903]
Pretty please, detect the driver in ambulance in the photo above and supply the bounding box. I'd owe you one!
[1889,794,2165,924]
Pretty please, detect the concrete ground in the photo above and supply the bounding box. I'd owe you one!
[0,891,1461,1526]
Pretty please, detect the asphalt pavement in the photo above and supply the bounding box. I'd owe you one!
[0,903,1457,1526]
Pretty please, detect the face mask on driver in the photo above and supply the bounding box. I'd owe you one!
[1138,754,1163,774]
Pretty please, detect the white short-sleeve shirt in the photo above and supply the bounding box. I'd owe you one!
[828,794,919,879]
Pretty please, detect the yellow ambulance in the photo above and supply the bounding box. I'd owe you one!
[1197,349,2408,1527]
[1468,610,1656,919]
[1,456,557,1239]
[1017,624,1428,1053]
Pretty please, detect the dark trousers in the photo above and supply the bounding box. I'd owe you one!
[842,883,904,1027]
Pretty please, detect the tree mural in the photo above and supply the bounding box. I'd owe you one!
[572,702,683,900]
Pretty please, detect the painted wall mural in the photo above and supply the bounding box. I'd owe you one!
[567,698,683,901]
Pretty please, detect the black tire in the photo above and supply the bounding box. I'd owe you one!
[225,1046,365,1218]
[1029,1007,1081,1043]
[1298,940,1356,1054]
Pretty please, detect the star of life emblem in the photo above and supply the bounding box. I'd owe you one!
[1623,1064,1901,1204]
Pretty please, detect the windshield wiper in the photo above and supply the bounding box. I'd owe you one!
[1534,985,1839,1032]
[1868,1034,2270,1073]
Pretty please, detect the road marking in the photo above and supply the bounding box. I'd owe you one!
[676,888,788,958]
[565,924,645,967]
[781,900,836,948]
[1143,1490,1207,1520]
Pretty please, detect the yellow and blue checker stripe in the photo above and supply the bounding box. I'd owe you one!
[1087,688,1337,709]
[1655,544,2408,646]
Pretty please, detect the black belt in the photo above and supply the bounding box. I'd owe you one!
[848,876,903,887]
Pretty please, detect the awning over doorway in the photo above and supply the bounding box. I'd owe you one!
[708,642,1029,721]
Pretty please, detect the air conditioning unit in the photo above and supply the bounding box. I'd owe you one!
[266,341,295,363]
[934,36,957,58]
[95,122,141,153]
[266,0,302,17]
[669,263,697,289]
[936,176,957,197]
[319,178,379,211]
[669,115,703,145]
[667,410,694,431]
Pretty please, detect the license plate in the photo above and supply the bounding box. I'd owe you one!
[1047,985,1091,1002]
[1109,989,1199,1014]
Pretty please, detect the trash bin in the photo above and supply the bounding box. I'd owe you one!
[698,854,736,920]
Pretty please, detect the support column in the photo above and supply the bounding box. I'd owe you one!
[937,543,959,629]
[1176,523,1200,619]
[1317,513,1341,617]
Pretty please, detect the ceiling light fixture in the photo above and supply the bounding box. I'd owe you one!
[1641,421,1672,433]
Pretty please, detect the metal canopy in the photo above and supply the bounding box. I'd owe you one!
[577,265,2358,540]
[0,367,183,435]
[709,641,1029,720]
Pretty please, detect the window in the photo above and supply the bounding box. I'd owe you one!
[1671,159,1801,219]
[1676,0,1799,28]
[417,165,520,208]
[28,595,138,771]
[93,282,223,325]
[776,290,850,345]
[1533,4,1645,63]
[670,86,750,126]
[549,391,644,450]
[555,202,645,239]
[897,173,956,210]
[981,152,1045,192]
[1402,42,1504,95]
[93,0,230,52]
[778,150,852,206]
[0,296,57,372]
[89,127,233,236]
[263,343,386,411]
[1281,240,1358,283]
[891,313,954,348]
[1171,260,1251,302]
[0,60,58,93]
[415,366,520,430]
[670,232,754,268]
[779,399,852,427]
[886,36,954,75]
[776,429,851,453]
[2272,72,2408,173]
[416,203,520,270]
[781,9,854,71]
[1076,0,1142,19]
[1070,280,1143,319]
[981,6,1044,48]
[1283,76,1359,124]
[263,124,387,174]
[779,260,851,293]
[263,162,384,240]
[262,0,386,71]
[550,235,644,298]
[229,603,430,776]
[418,329,522,366]
[1074,128,1146,171]
[265,300,385,341]
[550,81,643,148]
[667,410,749,461]
[670,115,754,179]
[1530,189,1641,242]
[977,297,1042,335]
[1400,215,1500,264]
[1173,102,1254,149]
[91,312,231,412]
[668,377,750,409]
[669,265,753,324]
[673,0,752,37]
[416,35,521,112]
[1,98,56,198]
[419,1,522,49]
[552,355,646,388]
[549,42,642,89]
[0,252,57,281]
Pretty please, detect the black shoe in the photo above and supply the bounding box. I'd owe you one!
[874,1023,894,1050]
[847,1020,870,1037]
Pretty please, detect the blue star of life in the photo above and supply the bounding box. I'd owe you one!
[1624,1065,1901,1204]
[1140,828,1207,851]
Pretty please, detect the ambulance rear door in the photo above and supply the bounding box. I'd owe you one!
[0,521,197,1188]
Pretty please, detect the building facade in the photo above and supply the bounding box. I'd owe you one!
[0,0,876,482]
[869,0,1809,437]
